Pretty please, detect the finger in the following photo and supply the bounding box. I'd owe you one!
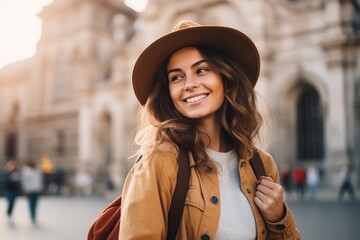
[254,193,275,209]
[259,176,273,181]
[254,196,265,209]
[258,183,284,202]
[255,189,267,201]
[254,194,270,209]
[255,190,278,209]
[259,178,281,190]
[255,187,278,204]
[256,184,278,198]
[261,181,283,193]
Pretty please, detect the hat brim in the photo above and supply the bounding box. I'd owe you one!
[132,25,260,105]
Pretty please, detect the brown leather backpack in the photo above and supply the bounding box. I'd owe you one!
[87,148,190,240]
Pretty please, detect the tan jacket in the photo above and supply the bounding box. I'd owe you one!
[119,144,300,240]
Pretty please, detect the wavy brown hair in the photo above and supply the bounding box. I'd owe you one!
[134,45,262,169]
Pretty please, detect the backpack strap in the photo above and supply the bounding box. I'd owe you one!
[166,149,264,240]
[167,147,190,240]
[249,150,266,179]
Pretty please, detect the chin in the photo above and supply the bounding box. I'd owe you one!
[183,112,211,120]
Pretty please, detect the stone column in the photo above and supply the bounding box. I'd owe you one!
[111,101,122,187]
[78,103,92,164]
[323,39,349,185]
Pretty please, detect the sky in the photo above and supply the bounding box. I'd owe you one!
[0,0,148,69]
[0,0,53,68]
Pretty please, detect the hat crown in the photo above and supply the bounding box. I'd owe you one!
[172,20,200,32]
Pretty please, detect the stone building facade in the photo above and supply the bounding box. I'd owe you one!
[0,0,359,192]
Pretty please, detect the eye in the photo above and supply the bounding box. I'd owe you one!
[197,67,209,75]
[168,73,184,82]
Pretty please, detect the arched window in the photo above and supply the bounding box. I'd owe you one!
[296,84,324,161]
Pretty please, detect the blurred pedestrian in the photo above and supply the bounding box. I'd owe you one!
[281,163,293,195]
[41,154,54,194]
[338,162,356,202]
[293,164,306,200]
[53,167,66,195]
[21,159,43,224]
[2,160,22,225]
[74,170,93,196]
[306,164,320,201]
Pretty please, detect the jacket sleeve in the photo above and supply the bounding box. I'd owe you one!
[259,151,301,240]
[119,150,178,240]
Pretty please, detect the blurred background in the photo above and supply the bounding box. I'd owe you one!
[0,0,360,239]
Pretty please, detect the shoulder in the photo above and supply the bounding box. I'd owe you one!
[135,142,179,180]
[121,142,180,199]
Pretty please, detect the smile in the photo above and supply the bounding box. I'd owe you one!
[185,94,208,103]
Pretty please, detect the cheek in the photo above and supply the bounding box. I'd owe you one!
[169,84,182,102]
[215,92,225,108]
[213,78,225,98]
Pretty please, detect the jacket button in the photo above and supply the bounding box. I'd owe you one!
[210,196,219,204]
[276,224,285,230]
[240,162,244,167]
[205,166,213,173]
[201,234,210,240]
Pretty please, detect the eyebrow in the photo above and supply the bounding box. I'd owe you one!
[167,59,207,75]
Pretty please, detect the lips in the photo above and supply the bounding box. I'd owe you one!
[184,94,208,103]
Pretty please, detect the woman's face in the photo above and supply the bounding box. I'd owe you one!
[167,47,225,121]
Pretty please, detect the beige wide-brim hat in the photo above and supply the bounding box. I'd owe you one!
[132,20,260,106]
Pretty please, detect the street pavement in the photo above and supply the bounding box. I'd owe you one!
[288,200,360,240]
[1,189,359,240]
[1,196,112,240]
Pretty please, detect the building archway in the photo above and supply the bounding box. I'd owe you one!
[296,83,325,162]
[273,71,328,167]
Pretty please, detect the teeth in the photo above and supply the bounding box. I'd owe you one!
[186,94,207,103]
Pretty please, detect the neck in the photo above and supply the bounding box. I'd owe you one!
[211,133,231,152]
[198,118,231,152]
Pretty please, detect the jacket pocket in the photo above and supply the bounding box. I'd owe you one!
[184,186,205,211]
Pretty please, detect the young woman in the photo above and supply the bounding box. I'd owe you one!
[119,20,300,239]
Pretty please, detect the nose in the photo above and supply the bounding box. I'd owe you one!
[183,78,200,91]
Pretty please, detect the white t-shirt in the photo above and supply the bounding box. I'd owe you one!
[206,148,256,240]
[21,166,43,193]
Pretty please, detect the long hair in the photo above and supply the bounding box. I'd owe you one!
[134,45,262,169]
